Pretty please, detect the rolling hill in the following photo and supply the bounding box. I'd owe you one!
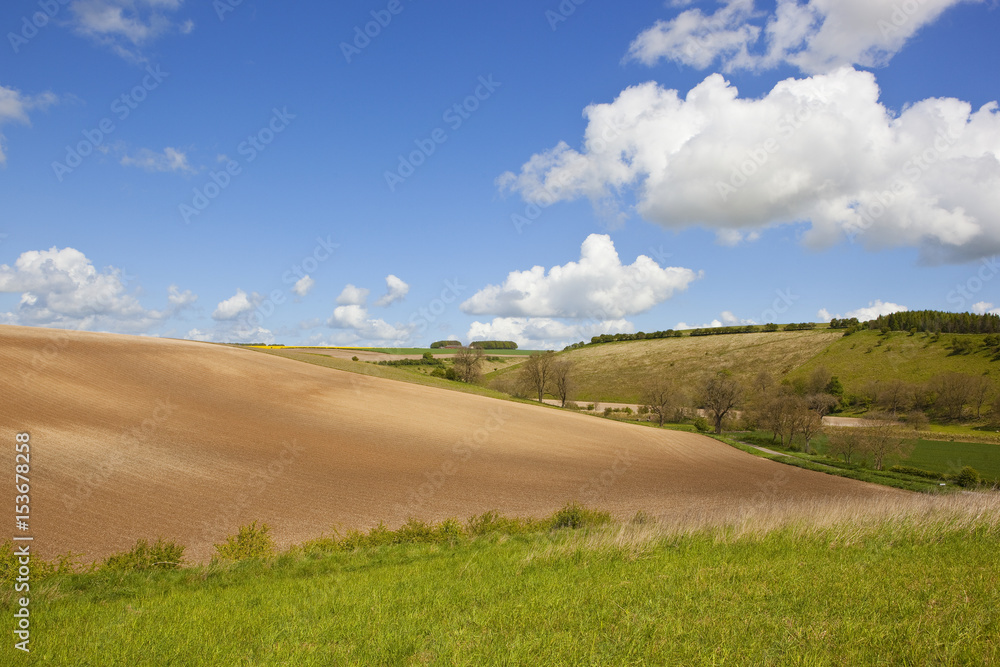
[0,324,904,563]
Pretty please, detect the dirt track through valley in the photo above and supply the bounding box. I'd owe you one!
[0,326,905,562]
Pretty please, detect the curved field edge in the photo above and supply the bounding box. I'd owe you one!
[7,494,999,666]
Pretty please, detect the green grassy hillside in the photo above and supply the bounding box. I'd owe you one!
[481,329,995,405]
[511,330,843,403]
[14,500,1000,665]
[789,329,997,393]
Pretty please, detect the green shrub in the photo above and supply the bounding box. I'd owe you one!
[549,502,611,530]
[887,466,946,481]
[955,466,981,488]
[214,521,275,562]
[102,538,185,571]
[0,542,79,583]
[693,417,711,432]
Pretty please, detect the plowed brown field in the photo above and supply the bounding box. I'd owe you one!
[1,325,904,562]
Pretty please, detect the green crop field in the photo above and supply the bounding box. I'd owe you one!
[908,439,1000,482]
[12,500,1000,665]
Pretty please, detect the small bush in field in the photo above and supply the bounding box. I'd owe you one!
[954,467,981,488]
[102,538,185,571]
[214,521,275,562]
[549,502,611,530]
[693,417,711,432]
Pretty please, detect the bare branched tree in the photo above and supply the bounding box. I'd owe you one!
[702,371,742,434]
[860,413,914,471]
[550,360,573,408]
[519,351,556,403]
[453,346,484,384]
[642,377,675,427]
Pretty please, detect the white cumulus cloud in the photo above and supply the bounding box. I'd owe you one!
[820,300,908,322]
[328,304,412,344]
[467,317,633,351]
[212,289,259,321]
[972,301,1000,316]
[0,246,192,332]
[336,284,370,306]
[675,310,757,330]
[499,68,1000,263]
[461,234,700,319]
[292,275,315,298]
[627,0,980,75]
[374,274,410,307]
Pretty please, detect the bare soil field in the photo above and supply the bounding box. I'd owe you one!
[1,325,905,563]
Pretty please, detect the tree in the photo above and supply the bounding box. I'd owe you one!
[876,379,912,418]
[932,372,975,421]
[970,375,992,420]
[860,413,914,471]
[827,427,863,464]
[807,366,833,395]
[550,360,574,408]
[519,351,556,402]
[702,371,742,434]
[453,346,484,384]
[807,393,839,417]
[796,407,823,454]
[642,377,676,427]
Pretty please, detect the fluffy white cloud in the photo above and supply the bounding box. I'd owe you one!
[187,325,274,345]
[467,317,633,351]
[461,234,699,319]
[212,289,259,321]
[69,0,190,60]
[120,147,193,173]
[675,310,756,330]
[627,0,759,70]
[327,304,412,344]
[0,246,192,332]
[499,69,1000,263]
[628,0,979,74]
[0,85,57,164]
[374,274,410,307]
[292,275,315,298]
[336,284,370,306]
[820,300,908,322]
[972,302,1000,316]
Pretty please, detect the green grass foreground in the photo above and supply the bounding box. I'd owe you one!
[6,500,1000,665]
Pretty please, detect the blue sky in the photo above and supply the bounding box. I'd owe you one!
[1,0,999,349]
